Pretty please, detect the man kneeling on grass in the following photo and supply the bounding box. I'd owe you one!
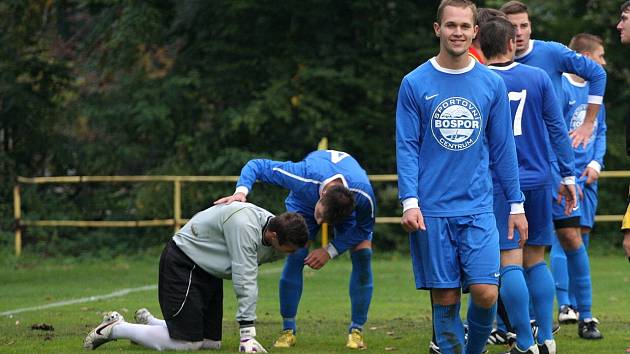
[83,202,308,352]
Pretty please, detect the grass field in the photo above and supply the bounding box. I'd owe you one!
[1,249,629,354]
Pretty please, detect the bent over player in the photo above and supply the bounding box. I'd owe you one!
[396,1,527,353]
[214,149,376,349]
[84,202,308,352]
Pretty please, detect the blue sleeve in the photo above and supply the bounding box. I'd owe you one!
[555,42,607,100]
[236,159,309,192]
[330,191,375,254]
[593,107,607,167]
[395,77,421,203]
[487,79,524,204]
[543,73,574,177]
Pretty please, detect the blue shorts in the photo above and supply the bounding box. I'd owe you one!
[495,188,553,250]
[551,164,582,223]
[409,213,500,290]
[580,181,598,229]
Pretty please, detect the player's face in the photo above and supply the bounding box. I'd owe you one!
[434,6,477,58]
[588,45,606,67]
[506,12,531,54]
[618,10,630,44]
[314,200,325,225]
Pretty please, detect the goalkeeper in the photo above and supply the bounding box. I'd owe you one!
[83,202,308,352]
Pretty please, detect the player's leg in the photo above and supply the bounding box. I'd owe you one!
[500,249,534,352]
[550,235,573,318]
[411,216,466,353]
[276,207,317,346]
[202,266,224,349]
[347,240,373,349]
[623,189,630,258]
[458,213,500,354]
[134,308,167,327]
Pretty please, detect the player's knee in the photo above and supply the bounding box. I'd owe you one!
[556,228,582,250]
[470,285,498,309]
[431,288,460,305]
[623,233,630,255]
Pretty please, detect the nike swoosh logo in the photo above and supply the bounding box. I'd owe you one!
[569,100,576,105]
[425,94,439,100]
[494,273,501,277]
[95,321,116,336]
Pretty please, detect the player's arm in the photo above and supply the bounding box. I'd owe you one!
[395,77,426,232]
[214,158,308,204]
[543,74,577,210]
[583,108,607,185]
[487,80,527,246]
[557,42,607,148]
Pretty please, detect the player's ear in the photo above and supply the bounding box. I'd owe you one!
[434,22,441,37]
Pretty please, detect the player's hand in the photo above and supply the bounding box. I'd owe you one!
[581,167,599,185]
[557,183,577,216]
[508,213,528,248]
[214,192,247,205]
[239,327,267,353]
[569,120,594,149]
[304,248,331,270]
[401,208,426,232]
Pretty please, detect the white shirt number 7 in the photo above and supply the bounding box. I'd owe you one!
[508,90,527,136]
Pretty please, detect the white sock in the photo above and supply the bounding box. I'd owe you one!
[146,315,167,327]
[112,323,203,351]
[202,339,221,349]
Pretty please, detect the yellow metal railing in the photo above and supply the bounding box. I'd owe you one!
[12,171,630,256]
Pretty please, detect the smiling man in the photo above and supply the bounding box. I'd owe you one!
[395,1,526,353]
[214,149,376,350]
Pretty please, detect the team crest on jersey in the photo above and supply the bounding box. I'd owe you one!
[569,104,597,144]
[431,97,482,151]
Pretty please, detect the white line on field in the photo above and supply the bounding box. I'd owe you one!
[0,266,285,317]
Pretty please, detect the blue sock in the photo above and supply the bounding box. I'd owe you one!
[349,248,373,332]
[525,262,555,342]
[500,265,533,349]
[433,303,465,354]
[566,245,593,320]
[466,300,496,354]
[279,247,308,332]
[550,235,570,307]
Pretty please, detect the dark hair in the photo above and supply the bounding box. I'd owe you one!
[320,184,355,225]
[622,1,630,13]
[268,212,308,248]
[480,17,516,59]
[437,0,477,25]
[500,1,528,15]
[477,8,507,27]
[569,33,603,53]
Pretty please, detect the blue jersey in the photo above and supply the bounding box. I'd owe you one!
[488,62,574,190]
[235,150,375,254]
[396,58,523,217]
[561,74,607,177]
[515,40,606,107]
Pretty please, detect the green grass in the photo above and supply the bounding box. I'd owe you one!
[1,251,629,353]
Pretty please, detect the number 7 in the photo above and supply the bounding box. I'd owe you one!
[508,90,527,136]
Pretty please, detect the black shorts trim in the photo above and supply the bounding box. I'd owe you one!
[554,216,581,229]
[158,240,223,342]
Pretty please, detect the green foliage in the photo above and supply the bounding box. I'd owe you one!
[1,0,629,255]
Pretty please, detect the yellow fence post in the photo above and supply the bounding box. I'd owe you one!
[174,179,181,232]
[13,184,22,257]
[318,137,329,246]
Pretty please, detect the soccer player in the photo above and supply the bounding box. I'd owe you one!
[213,149,376,350]
[83,202,308,352]
[549,34,607,341]
[480,17,576,354]
[468,8,507,64]
[396,1,527,353]
[500,1,607,150]
[500,0,607,341]
[618,1,630,262]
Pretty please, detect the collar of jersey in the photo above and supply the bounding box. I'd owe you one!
[429,56,475,74]
[515,39,535,60]
[488,61,519,71]
[563,72,587,87]
[320,174,349,194]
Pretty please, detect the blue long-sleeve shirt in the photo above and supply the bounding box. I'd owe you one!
[488,62,575,190]
[396,57,523,217]
[235,150,375,255]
